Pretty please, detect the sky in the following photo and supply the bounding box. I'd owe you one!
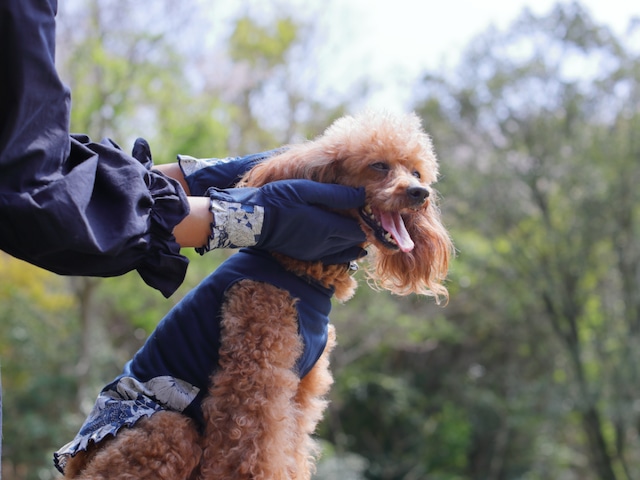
[305,0,640,111]
[166,0,640,114]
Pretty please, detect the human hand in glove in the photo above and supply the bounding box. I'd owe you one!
[199,179,367,265]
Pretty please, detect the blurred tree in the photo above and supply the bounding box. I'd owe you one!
[326,286,474,480]
[57,0,230,160]
[0,255,77,479]
[411,2,640,479]
[201,12,348,152]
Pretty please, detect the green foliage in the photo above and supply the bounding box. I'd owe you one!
[230,16,298,68]
[60,0,232,161]
[0,256,79,479]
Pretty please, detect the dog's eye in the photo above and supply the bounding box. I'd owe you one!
[413,170,421,179]
[370,162,389,173]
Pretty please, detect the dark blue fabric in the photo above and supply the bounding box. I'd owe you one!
[0,0,190,298]
[53,249,334,472]
[109,248,333,427]
[206,180,367,264]
[183,148,286,195]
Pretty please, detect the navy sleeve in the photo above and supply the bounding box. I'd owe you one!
[0,0,190,297]
[180,149,285,196]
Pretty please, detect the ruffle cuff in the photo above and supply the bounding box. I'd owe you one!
[137,169,190,298]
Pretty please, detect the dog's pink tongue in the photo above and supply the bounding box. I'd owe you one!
[380,212,414,252]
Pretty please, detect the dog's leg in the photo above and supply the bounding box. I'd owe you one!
[292,324,336,478]
[199,281,303,480]
[63,411,201,480]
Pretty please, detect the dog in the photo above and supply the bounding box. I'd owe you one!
[54,110,453,479]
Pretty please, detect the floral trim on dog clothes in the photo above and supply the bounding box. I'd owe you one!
[54,248,334,474]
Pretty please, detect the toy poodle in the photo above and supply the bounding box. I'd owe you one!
[54,110,453,479]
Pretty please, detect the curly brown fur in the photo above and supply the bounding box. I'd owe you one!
[199,281,304,479]
[62,110,451,480]
[196,281,337,479]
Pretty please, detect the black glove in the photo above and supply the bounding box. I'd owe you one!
[200,179,367,264]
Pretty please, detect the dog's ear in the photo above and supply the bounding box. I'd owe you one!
[240,143,340,187]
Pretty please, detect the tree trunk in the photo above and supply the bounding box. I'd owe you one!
[74,277,98,414]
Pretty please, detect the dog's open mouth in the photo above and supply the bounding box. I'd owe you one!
[359,205,415,253]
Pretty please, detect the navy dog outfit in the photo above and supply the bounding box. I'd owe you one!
[54,248,334,473]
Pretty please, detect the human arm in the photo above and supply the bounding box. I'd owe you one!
[156,148,286,196]
[150,145,367,262]
[0,2,191,298]
[151,148,284,248]
[154,163,191,195]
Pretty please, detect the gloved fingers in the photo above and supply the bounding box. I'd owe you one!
[268,180,366,210]
[302,182,366,210]
[263,207,367,262]
[314,210,367,243]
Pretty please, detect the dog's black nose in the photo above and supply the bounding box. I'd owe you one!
[407,186,430,204]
